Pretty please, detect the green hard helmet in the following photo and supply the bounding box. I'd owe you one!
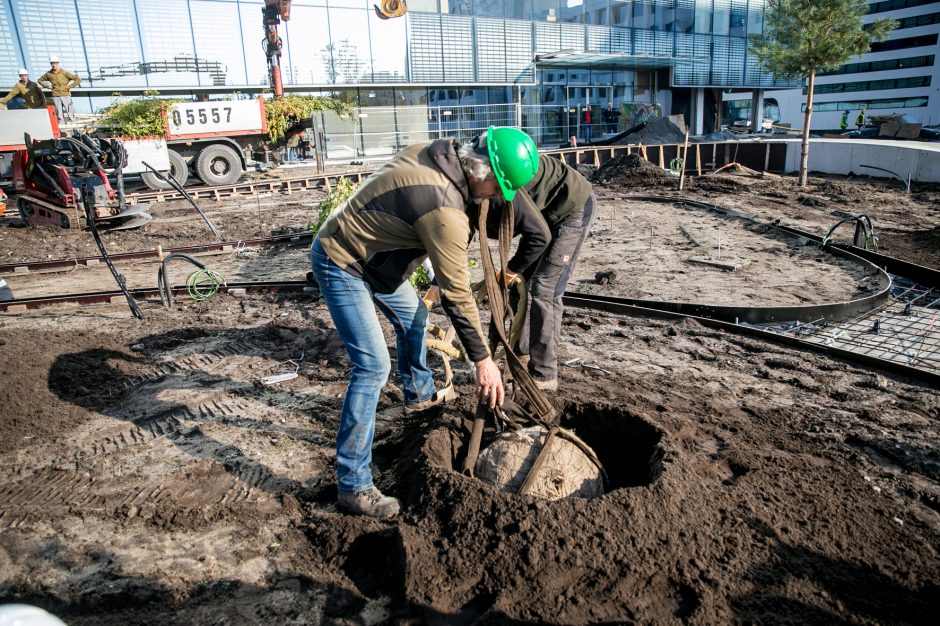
[485,126,538,201]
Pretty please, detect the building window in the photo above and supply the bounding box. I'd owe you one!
[818,55,935,77]
[694,0,712,34]
[805,96,929,112]
[868,0,939,15]
[806,75,932,95]
[870,33,939,54]
[611,1,633,27]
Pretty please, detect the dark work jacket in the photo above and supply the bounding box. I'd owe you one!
[317,139,491,362]
[467,190,551,275]
[482,154,592,272]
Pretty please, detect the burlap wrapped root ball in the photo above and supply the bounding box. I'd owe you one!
[475,426,604,499]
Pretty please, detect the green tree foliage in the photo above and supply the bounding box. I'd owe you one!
[265,95,353,142]
[749,0,895,186]
[309,177,357,234]
[98,91,183,137]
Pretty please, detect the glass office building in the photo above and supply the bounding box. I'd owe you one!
[0,0,798,138]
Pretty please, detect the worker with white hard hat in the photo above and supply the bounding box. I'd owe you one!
[38,55,80,123]
[0,67,46,110]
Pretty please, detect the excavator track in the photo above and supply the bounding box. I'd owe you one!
[16,195,152,230]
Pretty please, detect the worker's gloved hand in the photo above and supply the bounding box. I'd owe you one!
[497,269,521,288]
[471,279,487,304]
[422,285,440,309]
[0,103,7,110]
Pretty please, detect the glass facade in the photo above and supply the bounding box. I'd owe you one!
[0,0,795,135]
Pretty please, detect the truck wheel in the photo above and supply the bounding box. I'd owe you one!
[195,144,243,186]
[140,150,189,190]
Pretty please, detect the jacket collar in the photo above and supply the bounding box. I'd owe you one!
[427,139,469,204]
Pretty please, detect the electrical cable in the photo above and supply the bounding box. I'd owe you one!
[157,253,225,308]
[81,182,144,320]
[142,161,223,240]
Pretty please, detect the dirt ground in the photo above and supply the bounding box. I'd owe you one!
[0,160,938,624]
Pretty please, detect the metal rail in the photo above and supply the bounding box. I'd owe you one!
[124,169,375,205]
[561,292,939,386]
[0,232,312,276]
[0,280,310,313]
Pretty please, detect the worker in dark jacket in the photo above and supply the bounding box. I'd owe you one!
[311,127,538,518]
[0,69,46,109]
[38,56,80,123]
[603,102,621,133]
[475,152,595,392]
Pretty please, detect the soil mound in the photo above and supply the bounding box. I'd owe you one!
[614,116,687,145]
[592,153,676,186]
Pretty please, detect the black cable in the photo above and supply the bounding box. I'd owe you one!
[82,182,144,320]
[141,160,223,240]
[156,253,209,309]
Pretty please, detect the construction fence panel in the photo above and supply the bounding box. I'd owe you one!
[318,103,668,161]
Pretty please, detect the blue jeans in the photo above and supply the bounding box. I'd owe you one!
[310,240,436,493]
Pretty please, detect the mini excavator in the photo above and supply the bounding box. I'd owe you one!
[12,132,151,230]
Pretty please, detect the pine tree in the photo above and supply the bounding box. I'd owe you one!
[749,0,895,186]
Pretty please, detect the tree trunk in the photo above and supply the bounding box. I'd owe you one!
[799,70,815,188]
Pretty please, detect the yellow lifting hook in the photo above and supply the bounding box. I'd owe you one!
[374,0,407,20]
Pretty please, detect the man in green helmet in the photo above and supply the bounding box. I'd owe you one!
[310,126,538,518]
[471,149,595,392]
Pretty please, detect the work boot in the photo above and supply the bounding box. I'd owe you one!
[533,378,558,392]
[403,382,456,415]
[337,487,400,518]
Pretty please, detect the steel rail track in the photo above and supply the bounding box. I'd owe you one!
[1,277,933,385]
[561,292,939,386]
[124,169,376,205]
[0,280,311,313]
[0,232,312,276]
[2,192,935,383]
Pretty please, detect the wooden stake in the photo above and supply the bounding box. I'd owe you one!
[696,144,702,177]
[678,131,690,191]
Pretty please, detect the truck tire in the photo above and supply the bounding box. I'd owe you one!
[140,150,188,190]
[195,144,243,186]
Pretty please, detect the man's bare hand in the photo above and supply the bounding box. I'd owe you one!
[474,356,504,409]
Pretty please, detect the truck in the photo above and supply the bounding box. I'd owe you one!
[0,98,272,193]
[143,97,272,189]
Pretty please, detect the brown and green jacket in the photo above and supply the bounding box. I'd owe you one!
[480,154,592,272]
[316,139,491,362]
[38,69,81,97]
[0,80,46,108]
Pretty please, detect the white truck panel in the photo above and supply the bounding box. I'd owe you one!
[120,138,170,175]
[166,99,265,137]
[0,109,57,148]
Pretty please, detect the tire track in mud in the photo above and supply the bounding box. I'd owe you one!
[0,334,335,530]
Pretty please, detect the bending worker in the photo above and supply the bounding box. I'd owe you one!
[0,69,46,110]
[311,127,538,518]
[474,152,595,392]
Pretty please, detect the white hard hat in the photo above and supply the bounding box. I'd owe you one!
[49,55,60,63]
[0,604,68,626]
[18,68,28,75]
